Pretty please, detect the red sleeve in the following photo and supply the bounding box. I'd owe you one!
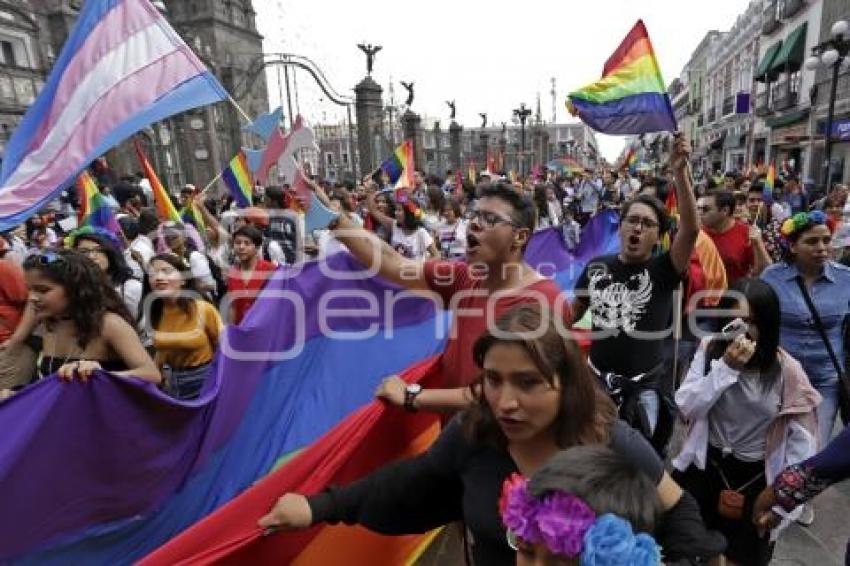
[259,260,277,274]
[422,261,471,307]
[0,261,27,304]
[742,226,755,268]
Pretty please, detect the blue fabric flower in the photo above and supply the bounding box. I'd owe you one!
[580,514,636,565]
[809,209,827,225]
[631,533,662,565]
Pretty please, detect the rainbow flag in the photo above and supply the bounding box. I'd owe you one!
[0,213,621,564]
[134,140,181,223]
[659,187,679,252]
[223,150,253,208]
[75,171,121,237]
[377,140,415,189]
[180,202,206,233]
[567,20,676,135]
[764,162,775,204]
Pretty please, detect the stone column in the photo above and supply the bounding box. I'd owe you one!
[479,131,490,170]
[433,121,442,175]
[449,121,462,172]
[499,134,507,175]
[355,76,384,175]
[401,109,423,170]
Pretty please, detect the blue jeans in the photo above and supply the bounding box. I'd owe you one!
[165,363,210,400]
[815,383,840,446]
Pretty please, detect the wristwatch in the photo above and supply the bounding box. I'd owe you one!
[403,383,422,413]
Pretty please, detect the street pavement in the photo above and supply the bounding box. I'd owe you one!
[771,480,850,565]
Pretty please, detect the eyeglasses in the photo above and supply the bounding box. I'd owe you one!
[78,246,106,257]
[622,215,659,230]
[465,209,517,228]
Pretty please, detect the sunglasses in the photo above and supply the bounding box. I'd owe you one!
[37,252,65,265]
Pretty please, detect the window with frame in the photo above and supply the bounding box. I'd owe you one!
[789,70,801,95]
[768,81,779,109]
[0,40,15,67]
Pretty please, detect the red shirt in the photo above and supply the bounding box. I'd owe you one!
[423,261,571,388]
[0,260,26,343]
[704,221,754,284]
[226,259,276,325]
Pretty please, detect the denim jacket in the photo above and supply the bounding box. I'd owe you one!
[761,261,850,387]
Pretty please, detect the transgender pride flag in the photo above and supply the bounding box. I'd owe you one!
[0,0,228,231]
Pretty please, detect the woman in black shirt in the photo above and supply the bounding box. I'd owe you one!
[259,303,724,564]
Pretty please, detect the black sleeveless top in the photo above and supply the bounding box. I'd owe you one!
[36,355,129,381]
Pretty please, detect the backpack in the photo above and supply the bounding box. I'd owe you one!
[267,215,298,264]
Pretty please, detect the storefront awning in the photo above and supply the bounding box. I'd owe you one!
[770,22,808,75]
[755,41,783,83]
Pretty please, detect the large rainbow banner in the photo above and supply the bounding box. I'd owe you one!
[0,212,620,564]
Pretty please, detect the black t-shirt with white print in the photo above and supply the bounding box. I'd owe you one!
[574,252,682,376]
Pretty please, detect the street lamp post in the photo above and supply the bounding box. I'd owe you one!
[805,19,850,192]
[513,103,532,176]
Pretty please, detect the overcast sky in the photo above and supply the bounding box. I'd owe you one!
[254,0,754,162]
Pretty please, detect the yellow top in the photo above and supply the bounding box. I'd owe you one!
[153,299,223,369]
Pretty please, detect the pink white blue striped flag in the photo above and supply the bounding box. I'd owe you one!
[0,0,228,231]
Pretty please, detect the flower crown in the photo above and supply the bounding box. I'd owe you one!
[499,473,661,565]
[780,210,828,238]
[64,225,123,251]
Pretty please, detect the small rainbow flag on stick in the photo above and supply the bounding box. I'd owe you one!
[764,162,775,204]
[180,202,206,233]
[76,171,120,235]
[375,140,415,189]
[134,140,181,223]
[567,20,676,135]
[222,151,253,208]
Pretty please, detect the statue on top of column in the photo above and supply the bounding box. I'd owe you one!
[357,43,382,75]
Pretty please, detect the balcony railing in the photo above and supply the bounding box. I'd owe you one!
[755,92,772,116]
[773,84,799,112]
[722,96,734,117]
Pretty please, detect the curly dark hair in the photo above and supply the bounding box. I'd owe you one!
[73,232,134,287]
[23,249,136,349]
[462,302,617,450]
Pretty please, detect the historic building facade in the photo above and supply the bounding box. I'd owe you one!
[3,0,270,191]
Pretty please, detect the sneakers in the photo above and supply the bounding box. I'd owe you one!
[796,503,815,527]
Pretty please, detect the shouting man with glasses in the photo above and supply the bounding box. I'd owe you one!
[308,177,570,414]
[572,134,699,451]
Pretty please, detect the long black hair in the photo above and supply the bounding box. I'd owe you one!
[73,232,134,287]
[705,278,781,389]
[141,252,198,329]
[23,250,135,348]
[462,303,617,449]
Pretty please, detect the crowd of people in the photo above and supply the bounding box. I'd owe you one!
[2,136,850,565]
